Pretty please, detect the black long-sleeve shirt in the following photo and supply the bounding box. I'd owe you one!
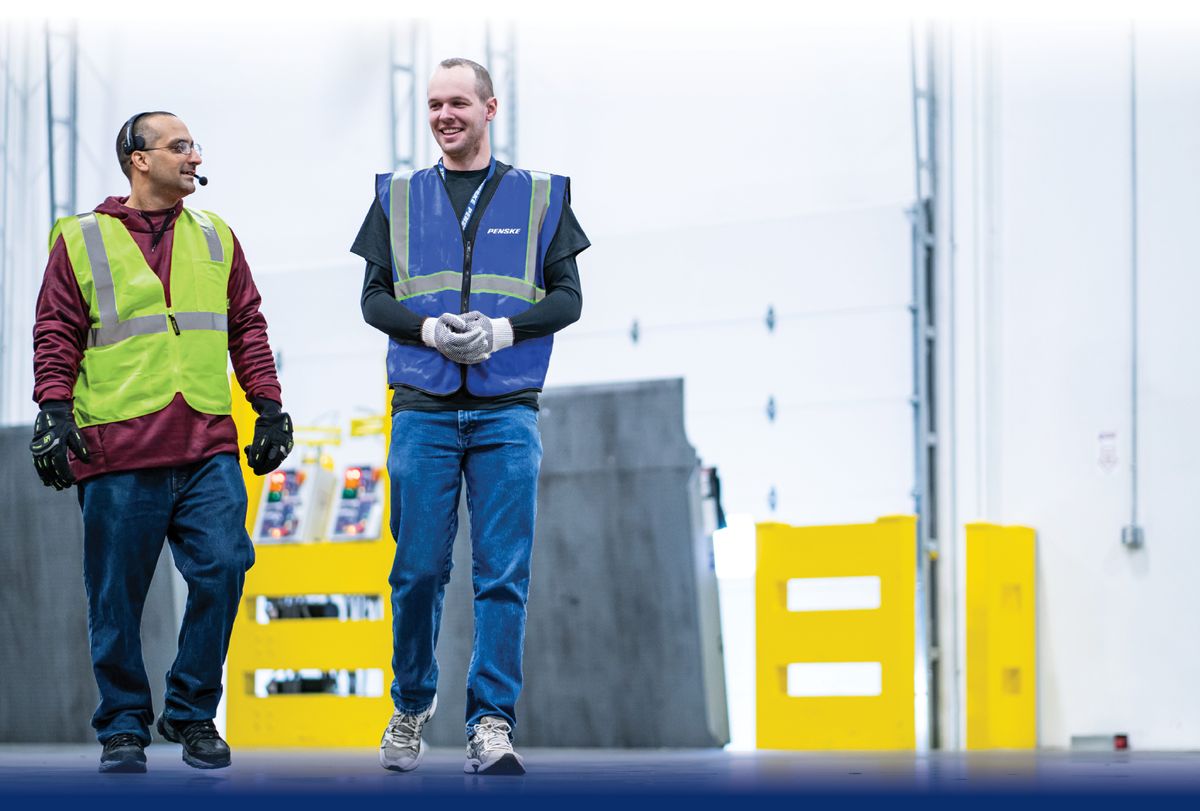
[351,162,590,412]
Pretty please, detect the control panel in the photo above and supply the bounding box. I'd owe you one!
[327,464,385,541]
[252,463,336,544]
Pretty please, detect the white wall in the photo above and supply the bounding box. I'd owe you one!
[520,19,917,523]
[943,20,1200,749]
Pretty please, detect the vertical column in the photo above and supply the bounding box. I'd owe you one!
[44,21,77,226]
[485,22,517,166]
[909,20,941,751]
[390,21,422,173]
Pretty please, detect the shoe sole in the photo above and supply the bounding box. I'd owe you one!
[99,759,146,774]
[158,719,231,769]
[181,751,231,770]
[464,753,526,775]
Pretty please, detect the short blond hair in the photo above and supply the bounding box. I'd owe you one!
[437,58,494,102]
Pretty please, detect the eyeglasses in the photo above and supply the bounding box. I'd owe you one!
[138,140,203,157]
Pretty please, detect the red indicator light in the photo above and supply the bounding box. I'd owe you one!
[1114,734,1129,750]
[347,468,362,481]
[269,472,286,492]
[269,528,283,538]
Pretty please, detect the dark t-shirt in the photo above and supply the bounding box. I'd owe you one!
[352,162,590,412]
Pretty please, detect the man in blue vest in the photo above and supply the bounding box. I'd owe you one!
[352,58,589,775]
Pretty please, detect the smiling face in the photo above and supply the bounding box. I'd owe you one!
[129,114,203,206]
[427,65,496,170]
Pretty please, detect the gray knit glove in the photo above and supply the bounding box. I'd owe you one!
[423,313,488,364]
[459,312,514,364]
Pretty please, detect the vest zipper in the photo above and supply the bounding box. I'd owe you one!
[459,239,472,385]
[462,241,473,313]
[168,313,180,335]
[436,166,498,382]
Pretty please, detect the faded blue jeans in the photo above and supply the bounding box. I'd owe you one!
[387,405,542,739]
[76,453,254,744]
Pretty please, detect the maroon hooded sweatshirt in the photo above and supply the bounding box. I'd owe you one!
[32,196,282,482]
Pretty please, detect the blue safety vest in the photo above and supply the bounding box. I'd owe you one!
[375,165,568,396]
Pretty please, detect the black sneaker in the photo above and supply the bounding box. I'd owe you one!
[157,716,231,769]
[99,733,147,773]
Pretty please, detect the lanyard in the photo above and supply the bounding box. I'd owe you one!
[438,157,496,232]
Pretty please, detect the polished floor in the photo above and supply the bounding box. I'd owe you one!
[2,745,1199,805]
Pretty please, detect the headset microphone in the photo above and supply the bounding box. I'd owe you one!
[196,175,209,186]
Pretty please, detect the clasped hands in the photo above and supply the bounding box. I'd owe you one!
[424,312,512,364]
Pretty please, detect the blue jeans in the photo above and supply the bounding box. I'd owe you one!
[76,452,254,745]
[387,405,542,738]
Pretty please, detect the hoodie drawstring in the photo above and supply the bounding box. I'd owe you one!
[142,211,172,252]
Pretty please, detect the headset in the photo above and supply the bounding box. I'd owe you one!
[121,111,150,156]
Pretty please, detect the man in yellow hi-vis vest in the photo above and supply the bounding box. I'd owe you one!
[30,111,293,774]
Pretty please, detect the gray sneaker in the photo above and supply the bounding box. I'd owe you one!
[378,695,437,772]
[463,716,526,775]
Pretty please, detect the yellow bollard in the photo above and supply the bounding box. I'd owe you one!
[966,522,1037,749]
[756,516,917,750]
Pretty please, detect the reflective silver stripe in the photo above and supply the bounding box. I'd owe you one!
[395,270,462,300]
[88,314,169,348]
[173,311,228,332]
[188,209,224,262]
[524,173,552,287]
[86,312,225,347]
[395,272,543,303]
[471,274,543,303]
[78,213,119,328]
[390,171,414,285]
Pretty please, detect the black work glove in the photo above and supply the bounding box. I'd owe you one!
[244,397,294,476]
[30,400,90,490]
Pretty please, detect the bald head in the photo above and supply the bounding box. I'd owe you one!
[116,112,176,179]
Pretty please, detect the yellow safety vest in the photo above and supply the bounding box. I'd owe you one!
[49,208,234,427]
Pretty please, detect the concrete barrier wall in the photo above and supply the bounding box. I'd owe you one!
[420,379,727,747]
[0,427,179,743]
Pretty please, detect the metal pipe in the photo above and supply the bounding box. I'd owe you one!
[43,23,55,230]
[0,26,11,425]
[67,20,77,218]
[944,24,961,752]
[908,20,939,752]
[1123,23,1144,550]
